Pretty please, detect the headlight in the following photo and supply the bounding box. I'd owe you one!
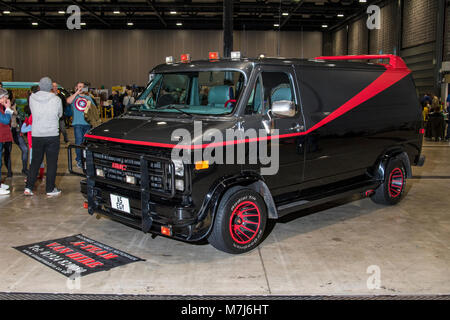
[96,169,104,177]
[172,159,184,176]
[175,179,184,191]
[126,175,136,184]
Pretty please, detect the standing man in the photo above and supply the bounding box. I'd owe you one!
[0,88,13,195]
[66,82,94,168]
[24,77,63,197]
[52,82,69,143]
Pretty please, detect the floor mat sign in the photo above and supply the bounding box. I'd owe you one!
[13,234,145,278]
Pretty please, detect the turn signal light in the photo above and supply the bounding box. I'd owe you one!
[195,160,209,170]
[209,51,219,60]
[83,202,88,209]
[161,226,172,237]
[181,53,191,63]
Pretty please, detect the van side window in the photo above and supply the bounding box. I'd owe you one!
[261,72,295,114]
[244,77,263,115]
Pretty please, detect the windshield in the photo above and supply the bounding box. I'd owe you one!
[130,70,245,116]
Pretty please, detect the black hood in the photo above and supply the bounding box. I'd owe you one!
[86,116,238,147]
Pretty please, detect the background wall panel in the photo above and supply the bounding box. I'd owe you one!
[0,29,322,89]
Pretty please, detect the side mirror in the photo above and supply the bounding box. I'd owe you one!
[271,100,295,118]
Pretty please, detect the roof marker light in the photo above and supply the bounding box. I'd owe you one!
[209,52,219,60]
[166,56,174,64]
[181,53,191,63]
[230,51,241,60]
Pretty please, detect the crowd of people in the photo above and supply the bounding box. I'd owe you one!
[0,78,103,196]
[421,93,450,142]
[1,78,450,197]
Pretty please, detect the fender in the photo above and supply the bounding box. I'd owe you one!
[373,150,412,181]
[188,171,278,241]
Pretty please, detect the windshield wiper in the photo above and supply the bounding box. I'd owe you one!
[155,104,193,117]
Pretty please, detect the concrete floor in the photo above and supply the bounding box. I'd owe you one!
[0,129,449,296]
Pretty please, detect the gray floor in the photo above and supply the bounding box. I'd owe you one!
[0,130,449,296]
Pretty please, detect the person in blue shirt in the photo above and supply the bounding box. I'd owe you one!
[66,82,95,168]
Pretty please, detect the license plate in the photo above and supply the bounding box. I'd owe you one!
[110,194,131,214]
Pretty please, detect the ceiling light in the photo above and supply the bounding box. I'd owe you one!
[58,11,65,14]
[113,11,120,14]
[322,24,328,28]
[80,22,86,26]
[282,12,289,16]
[127,22,134,26]
[359,0,367,2]
[274,23,280,27]
[3,11,11,14]
[32,22,38,26]
[176,22,182,26]
[337,14,344,17]
[170,11,177,15]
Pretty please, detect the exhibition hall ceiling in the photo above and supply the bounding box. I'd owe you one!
[0,0,380,31]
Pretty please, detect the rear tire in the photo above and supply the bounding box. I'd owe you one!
[371,159,407,205]
[208,187,267,254]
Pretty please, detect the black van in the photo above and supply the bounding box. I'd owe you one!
[70,54,425,254]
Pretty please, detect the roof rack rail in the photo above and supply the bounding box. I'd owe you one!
[314,54,409,70]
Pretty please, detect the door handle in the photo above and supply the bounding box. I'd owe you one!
[289,124,304,132]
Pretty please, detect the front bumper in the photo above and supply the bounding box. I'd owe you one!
[81,179,198,240]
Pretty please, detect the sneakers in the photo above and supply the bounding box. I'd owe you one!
[24,188,34,196]
[1,183,9,190]
[46,188,62,197]
[0,188,10,195]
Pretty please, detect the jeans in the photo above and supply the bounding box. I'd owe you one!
[59,118,68,142]
[12,128,29,172]
[26,136,60,193]
[2,142,12,176]
[74,125,91,163]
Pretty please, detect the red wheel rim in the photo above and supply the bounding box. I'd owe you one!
[388,168,404,198]
[229,201,261,245]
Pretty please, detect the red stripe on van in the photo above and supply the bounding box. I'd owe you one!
[85,66,411,149]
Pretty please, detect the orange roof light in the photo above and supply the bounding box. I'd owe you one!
[209,51,219,60]
[180,53,191,63]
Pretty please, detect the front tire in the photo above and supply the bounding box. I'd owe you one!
[371,159,407,205]
[208,188,267,254]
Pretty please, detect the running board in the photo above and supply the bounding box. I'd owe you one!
[276,180,380,217]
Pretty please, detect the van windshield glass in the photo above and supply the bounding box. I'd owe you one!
[130,71,245,115]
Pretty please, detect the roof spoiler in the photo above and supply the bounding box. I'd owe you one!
[314,54,409,71]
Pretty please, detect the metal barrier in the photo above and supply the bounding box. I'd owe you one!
[67,144,86,177]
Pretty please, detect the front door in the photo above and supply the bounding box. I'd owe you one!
[241,65,306,199]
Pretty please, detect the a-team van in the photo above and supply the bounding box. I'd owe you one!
[69,53,425,254]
